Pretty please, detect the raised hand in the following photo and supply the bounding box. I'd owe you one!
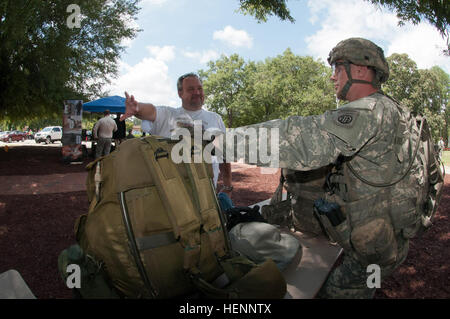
[121,91,139,121]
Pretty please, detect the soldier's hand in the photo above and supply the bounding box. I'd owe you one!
[121,92,139,121]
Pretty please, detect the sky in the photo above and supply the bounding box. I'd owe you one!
[105,0,449,107]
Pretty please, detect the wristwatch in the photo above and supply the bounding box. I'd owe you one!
[222,185,233,192]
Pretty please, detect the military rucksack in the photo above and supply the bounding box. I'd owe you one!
[58,136,286,299]
[343,109,445,239]
[262,105,444,242]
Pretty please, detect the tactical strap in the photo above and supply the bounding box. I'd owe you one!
[346,115,424,188]
[269,171,285,205]
[184,162,227,258]
[141,138,202,272]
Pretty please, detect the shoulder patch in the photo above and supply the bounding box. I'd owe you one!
[333,109,359,128]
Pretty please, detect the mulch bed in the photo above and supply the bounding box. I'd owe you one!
[0,145,448,298]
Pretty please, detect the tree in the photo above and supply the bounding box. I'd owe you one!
[365,0,449,54]
[383,53,449,143]
[383,53,421,111]
[0,0,140,122]
[199,54,249,128]
[237,0,294,23]
[241,49,335,125]
[236,1,449,54]
[200,49,335,127]
[422,66,449,142]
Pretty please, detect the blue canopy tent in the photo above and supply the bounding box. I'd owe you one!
[83,95,126,114]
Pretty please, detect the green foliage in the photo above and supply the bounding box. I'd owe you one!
[365,0,449,54]
[125,120,134,133]
[82,113,102,132]
[200,49,335,127]
[199,54,249,127]
[200,49,448,144]
[237,0,294,23]
[383,53,421,111]
[0,0,140,122]
[236,0,449,53]
[249,49,335,121]
[382,53,449,143]
[423,108,446,143]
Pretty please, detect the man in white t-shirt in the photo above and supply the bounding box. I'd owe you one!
[93,110,117,159]
[120,73,232,194]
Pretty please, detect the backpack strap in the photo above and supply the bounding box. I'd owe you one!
[346,114,424,188]
[140,138,202,272]
[184,162,227,258]
[269,171,286,205]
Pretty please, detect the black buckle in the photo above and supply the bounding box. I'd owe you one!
[154,147,169,160]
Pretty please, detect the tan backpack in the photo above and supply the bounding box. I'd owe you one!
[58,136,286,299]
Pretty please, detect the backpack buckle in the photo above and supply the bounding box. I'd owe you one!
[154,147,169,160]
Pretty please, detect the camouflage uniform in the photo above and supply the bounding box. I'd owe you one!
[223,39,416,298]
[226,92,412,298]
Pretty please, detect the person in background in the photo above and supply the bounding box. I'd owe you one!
[113,113,126,146]
[93,110,117,158]
[126,129,135,139]
[438,137,445,159]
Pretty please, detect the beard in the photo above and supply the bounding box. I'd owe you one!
[188,96,203,108]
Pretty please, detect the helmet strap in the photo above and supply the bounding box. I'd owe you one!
[337,62,353,100]
[338,62,377,100]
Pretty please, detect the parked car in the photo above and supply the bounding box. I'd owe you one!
[1,130,27,142]
[34,126,63,144]
[0,131,10,140]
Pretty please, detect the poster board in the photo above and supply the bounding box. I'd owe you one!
[62,100,83,162]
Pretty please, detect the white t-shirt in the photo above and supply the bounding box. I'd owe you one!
[93,116,117,139]
[142,106,226,186]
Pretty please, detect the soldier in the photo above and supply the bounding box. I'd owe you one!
[226,38,419,298]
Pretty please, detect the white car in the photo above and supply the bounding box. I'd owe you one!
[34,126,63,144]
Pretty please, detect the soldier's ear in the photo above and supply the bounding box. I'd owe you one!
[354,65,372,80]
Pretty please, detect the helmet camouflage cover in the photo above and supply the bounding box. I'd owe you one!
[328,37,389,84]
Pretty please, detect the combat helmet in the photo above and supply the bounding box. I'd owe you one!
[328,38,389,99]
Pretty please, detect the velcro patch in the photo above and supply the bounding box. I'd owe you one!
[333,110,359,128]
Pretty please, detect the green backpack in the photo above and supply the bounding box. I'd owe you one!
[58,136,286,299]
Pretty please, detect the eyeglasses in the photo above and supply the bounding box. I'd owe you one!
[331,62,347,76]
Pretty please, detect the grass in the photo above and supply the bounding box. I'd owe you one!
[442,150,450,167]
